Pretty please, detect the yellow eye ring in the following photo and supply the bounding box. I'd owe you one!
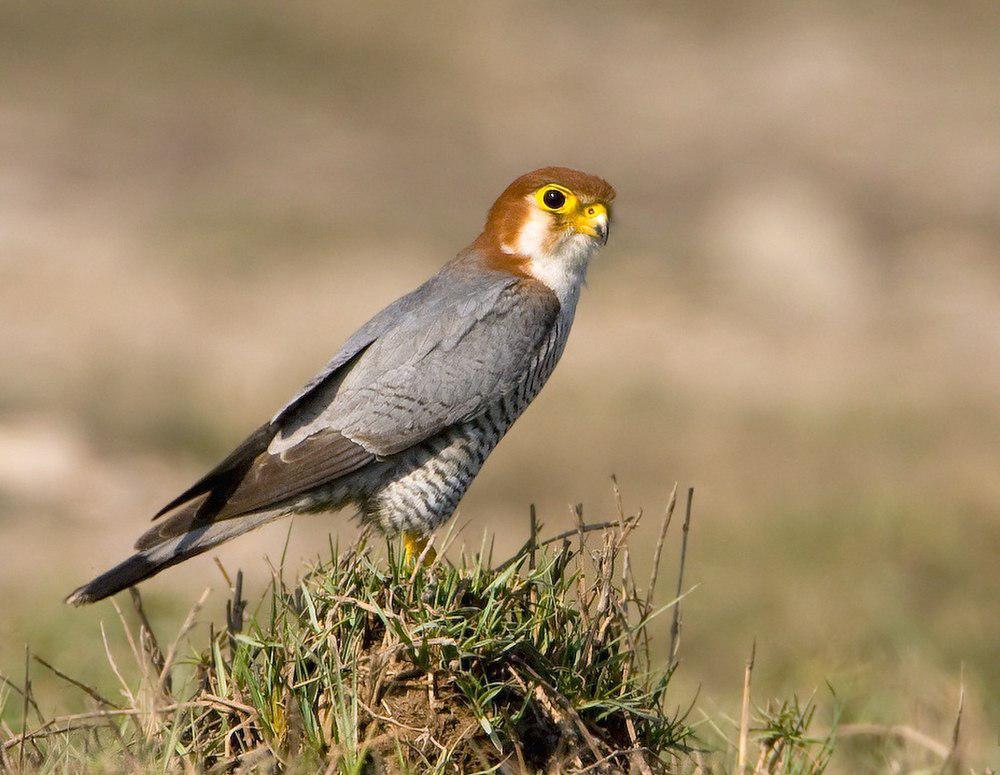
[535,184,575,213]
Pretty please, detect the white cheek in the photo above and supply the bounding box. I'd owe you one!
[512,207,551,257]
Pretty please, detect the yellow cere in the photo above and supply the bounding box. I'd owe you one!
[574,202,608,237]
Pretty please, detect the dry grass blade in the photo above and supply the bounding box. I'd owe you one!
[0,672,40,719]
[668,487,695,666]
[226,569,246,650]
[573,502,586,555]
[611,474,626,530]
[528,503,538,571]
[33,655,119,709]
[646,483,679,609]
[109,598,143,676]
[99,621,135,707]
[128,588,166,678]
[156,587,211,696]
[18,645,29,772]
[197,693,257,716]
[941,671,965,774]
[494,517,637,574]
[737,639,756,773]
[2,699,257,751]
[212,556,233,588]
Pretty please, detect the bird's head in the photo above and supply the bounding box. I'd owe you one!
[475,167,616,302]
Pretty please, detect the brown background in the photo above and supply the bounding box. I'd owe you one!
[1,2,998,767]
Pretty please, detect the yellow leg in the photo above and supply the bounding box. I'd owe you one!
[402,530,437,566]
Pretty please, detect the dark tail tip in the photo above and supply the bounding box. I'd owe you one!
[65,511,278,605]
[65,586,99,607]
[64,552,159,606]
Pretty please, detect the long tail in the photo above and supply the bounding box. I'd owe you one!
[65,511,281,606]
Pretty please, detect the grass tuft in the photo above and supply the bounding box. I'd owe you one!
[3,509,701,772]
[6,495,954,772]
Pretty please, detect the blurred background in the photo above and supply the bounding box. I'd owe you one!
[1,1,997,767]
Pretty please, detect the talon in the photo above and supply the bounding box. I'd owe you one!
[403,531,436,566]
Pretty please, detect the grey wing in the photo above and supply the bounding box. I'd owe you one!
[149,278,436,522]
[148,266,559,544]
[271,280,437,425]
[271,271,561,456]
[337,280,561,454]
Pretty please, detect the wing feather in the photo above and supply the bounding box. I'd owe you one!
[286,271,561,456]
[137,430,372,549]
[148,255,561,547]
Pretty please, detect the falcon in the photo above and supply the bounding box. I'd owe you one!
[67,167,615,605]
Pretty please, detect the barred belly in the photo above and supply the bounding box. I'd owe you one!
[360,313,570,535]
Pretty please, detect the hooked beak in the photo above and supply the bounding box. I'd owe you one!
[575,203,610,245]
[594,219,609,245]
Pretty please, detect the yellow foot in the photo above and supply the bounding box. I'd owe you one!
[403,530,437,566]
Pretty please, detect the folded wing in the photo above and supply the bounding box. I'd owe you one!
[142,261,560,549]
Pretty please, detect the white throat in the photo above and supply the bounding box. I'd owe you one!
[502,206,600,310]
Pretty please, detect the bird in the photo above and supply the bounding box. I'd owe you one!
[67,167,615,606]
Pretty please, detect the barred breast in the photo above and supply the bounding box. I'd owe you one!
[360,311,572,535]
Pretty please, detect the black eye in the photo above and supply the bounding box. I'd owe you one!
[543,188,566,209]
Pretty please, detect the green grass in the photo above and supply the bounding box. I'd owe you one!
[0,501,961,773]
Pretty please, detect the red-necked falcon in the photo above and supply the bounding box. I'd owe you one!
[68,167,615,605]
